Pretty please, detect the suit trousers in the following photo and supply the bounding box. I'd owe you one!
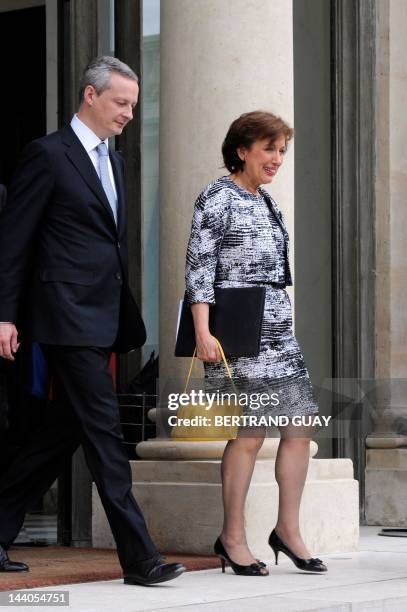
[0,345,157,570]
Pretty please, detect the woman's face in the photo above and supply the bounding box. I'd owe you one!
[237,134,287,186]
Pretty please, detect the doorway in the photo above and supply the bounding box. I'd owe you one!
[0,4,46,185]
[0,1,56,545]
[293,0,376,518]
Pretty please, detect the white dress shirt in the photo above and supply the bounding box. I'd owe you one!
[70,114,118,200]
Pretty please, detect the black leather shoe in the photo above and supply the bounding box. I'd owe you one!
[214,537,269,576]
[268,529,327,573]
[123,554,185,586]
[0,545,29,572]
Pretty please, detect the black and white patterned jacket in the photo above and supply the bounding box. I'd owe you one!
[185,176,292,305]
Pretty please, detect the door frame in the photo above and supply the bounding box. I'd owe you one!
[56,0,143,546]
[331,0,377,519]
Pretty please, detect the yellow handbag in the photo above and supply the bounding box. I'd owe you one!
[171,339,242,441]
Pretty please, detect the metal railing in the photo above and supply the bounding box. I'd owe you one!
[118,393,157,459]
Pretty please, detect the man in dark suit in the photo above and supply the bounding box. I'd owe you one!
[0,57,184,585]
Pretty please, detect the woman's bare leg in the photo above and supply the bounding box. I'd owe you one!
[220,429,265,565]
[274,425,314,559]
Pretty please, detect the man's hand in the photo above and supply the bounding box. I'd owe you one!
[0,323,19,361]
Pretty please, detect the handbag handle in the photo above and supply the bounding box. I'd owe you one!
[184,338,237,394]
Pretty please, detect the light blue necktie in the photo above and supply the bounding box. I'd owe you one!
[96,142,117,224]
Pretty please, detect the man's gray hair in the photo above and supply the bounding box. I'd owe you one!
[79,56,138,103]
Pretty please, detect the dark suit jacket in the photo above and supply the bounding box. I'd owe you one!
[0,184,6,213]
[0,126,145,352]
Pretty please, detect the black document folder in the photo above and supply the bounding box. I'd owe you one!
[174,286,266,357]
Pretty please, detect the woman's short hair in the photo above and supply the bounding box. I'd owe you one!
[222,111,294,173]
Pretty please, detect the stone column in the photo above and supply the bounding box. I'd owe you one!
[365,0,407,525]
[159,0,295,382]
[138,0,297,459]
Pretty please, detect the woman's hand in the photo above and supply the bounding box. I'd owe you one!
[190,302,222,362]
[195,332,222,362]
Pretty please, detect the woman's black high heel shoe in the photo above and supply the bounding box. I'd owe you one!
[214,538,268,576]
[268,529,327,573]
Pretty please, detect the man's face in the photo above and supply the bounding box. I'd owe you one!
[84,73,139,140]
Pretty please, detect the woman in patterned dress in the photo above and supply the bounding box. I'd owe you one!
[185,111,326,576]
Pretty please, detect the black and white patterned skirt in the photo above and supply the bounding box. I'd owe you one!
[204,283,319,418]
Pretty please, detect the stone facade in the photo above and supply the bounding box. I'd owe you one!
[365,0,407,526]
